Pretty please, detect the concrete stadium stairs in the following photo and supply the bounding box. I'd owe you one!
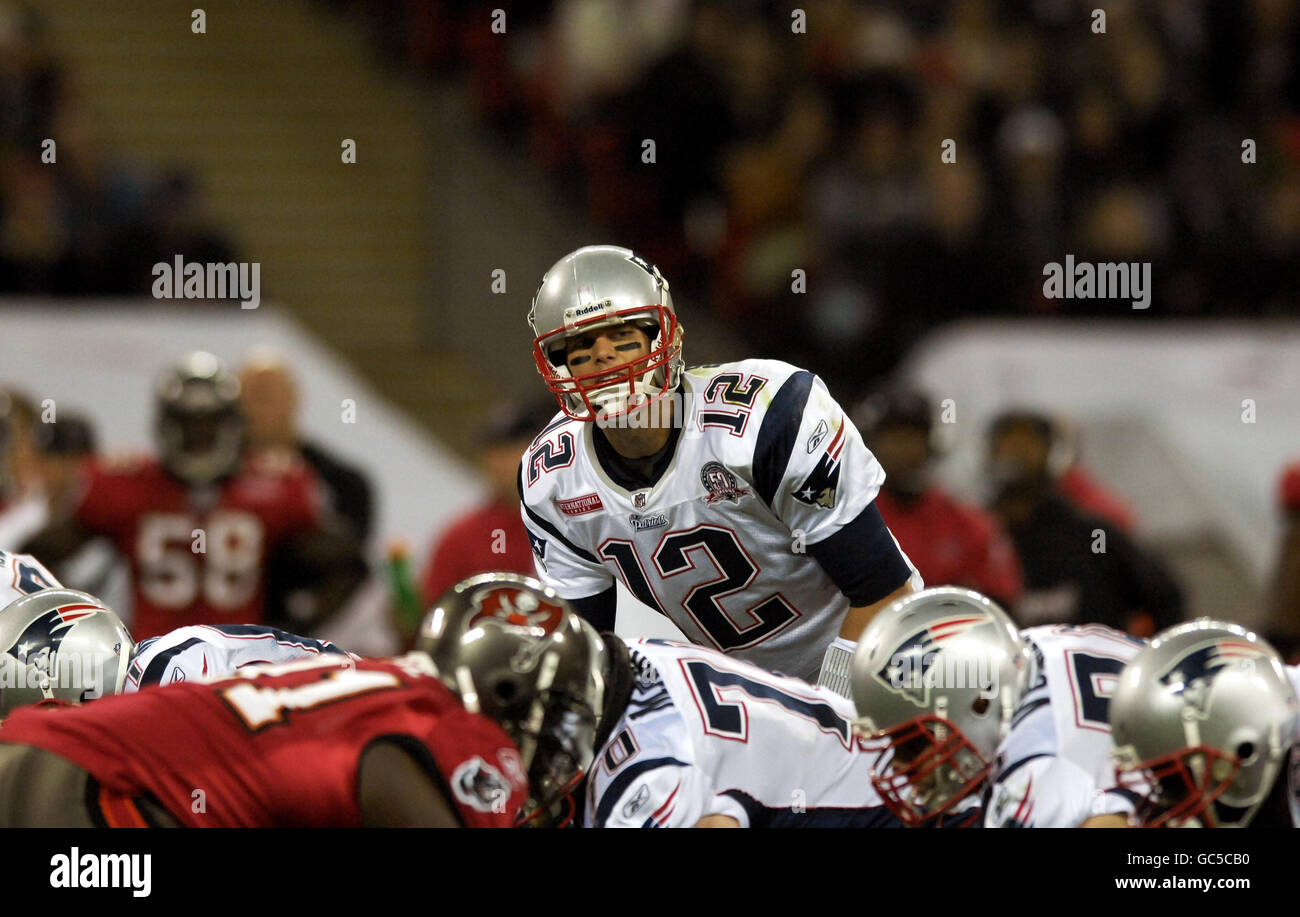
[37,0,494,454]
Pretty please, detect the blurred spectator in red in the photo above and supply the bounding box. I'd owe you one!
[238,352,373,633]
[420,401,552,605]
[857,388,1022,607]
[31,410,95,511]
[989,410,1137,533]
[988,411,1181,636]
[1267,460,1300,664]
[26,411,129,609]
[239,352,372,543]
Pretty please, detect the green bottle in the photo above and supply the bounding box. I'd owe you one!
[386,540,424,645]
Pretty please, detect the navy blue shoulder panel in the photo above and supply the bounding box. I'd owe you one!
[752,370,816,507]
[594,756,690,826]
[139,637,205,687]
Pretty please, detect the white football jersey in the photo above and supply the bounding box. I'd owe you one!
[0,549,62,607]
[123,624,352,692]
[584,638,898,828]
[521,359,918,681]
[984,624,1145,827]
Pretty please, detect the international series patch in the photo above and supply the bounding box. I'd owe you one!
[555,493,604,516]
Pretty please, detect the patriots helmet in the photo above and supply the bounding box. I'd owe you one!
[0,588,135,718]
[528,245,684,423]
[850,586,1034,826]
[1110,619,1299,827]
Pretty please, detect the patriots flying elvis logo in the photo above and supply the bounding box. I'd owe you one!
[793,418,846,509]
[876,614,988,707]
[5,603,103,676]
[1157,638,1270,717]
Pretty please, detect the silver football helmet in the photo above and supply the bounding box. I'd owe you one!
[0,588,135,718]
[415,572,610,826]
[1110,619,1298,828]
[528,244,684,422]
[850,586,1034,826]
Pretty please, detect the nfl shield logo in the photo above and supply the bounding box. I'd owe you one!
[633,491,648,510]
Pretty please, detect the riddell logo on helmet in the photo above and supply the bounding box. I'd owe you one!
[567,302,612,319]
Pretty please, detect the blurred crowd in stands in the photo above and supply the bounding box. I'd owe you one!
[346,0,1300,391]
[0,3,236,296]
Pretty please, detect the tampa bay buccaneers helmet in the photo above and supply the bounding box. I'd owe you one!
[155,351,243,485]
[415,572,610,826]
[1110,620,1299,827]
[0,588,135,718]
[528,245,684,422]
[850,587,1034,826]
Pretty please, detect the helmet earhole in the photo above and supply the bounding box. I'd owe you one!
[970,697,991,717]
[1235,741,1256,764]
[493,679,518,704]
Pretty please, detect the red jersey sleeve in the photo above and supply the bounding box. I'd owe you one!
[240,455,323,543]
[965,509,1024,605]
[420,704,530,828]
[422,524,471,606]
[74,458,145,540]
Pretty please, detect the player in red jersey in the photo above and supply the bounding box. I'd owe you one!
[26,351,364,639]
[0,578,610,827]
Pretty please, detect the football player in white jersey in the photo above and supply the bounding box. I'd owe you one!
[982,623,1145,828]
[417,574,900,828]
[582,636,902,828]
[123,622,350,691]
[850,586,1141,827]
[520,245,920,688]
[0,549,349,717]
